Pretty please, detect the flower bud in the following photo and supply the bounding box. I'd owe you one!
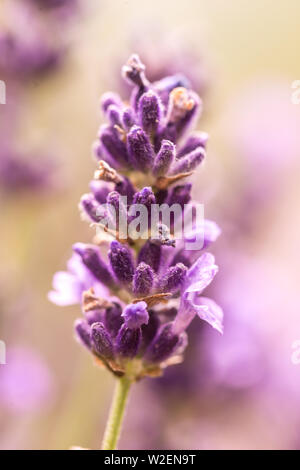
[89,180,110,204]
[138,90,162,135]
[91,322,114,359]
[79,193,105,223]
[73,243,114,286]
[145,323,179,363]
[104,302,123,338]
[158,263,187,292]
[177,132,208,158]
[85,310,103,326]
[107,104,122,127]
[154,74,190,105]
[122,107,135,131]
[100,92,122,114]
[170,146,205,175]
[153,140,175,176]
[122,54,148,88]
[99,125,129,166]
[141,312,160,349]
[115,177,135,203]
[132,186,156,212]
[166,183,192,208]
[106,191,127,237]
[133,263,154,296]
[127,125,154,171]
[169,89,202,139]
[74,319,91,350]
[138,241,161,272]
[108,240,135,284]
[115,325,141,358]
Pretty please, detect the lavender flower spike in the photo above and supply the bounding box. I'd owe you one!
[49,54,223,450]
[92,54,206,188]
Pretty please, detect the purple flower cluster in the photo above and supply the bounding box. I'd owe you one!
[0,0,80,195]
[0,31,62,79]
[94,55,206,182]
[49,55,223,380]
[0,149,56,194]
[30,0,78,11]
[0,1,79,81]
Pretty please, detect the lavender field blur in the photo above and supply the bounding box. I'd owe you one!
[1,0,300,450]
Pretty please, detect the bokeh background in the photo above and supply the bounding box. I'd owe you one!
[0,0,300,449]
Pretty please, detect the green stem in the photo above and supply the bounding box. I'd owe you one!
[101,376,132,450]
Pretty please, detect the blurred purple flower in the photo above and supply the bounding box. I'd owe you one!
[0,347,55,413]
[0,149,56,194]
[29,0,79,13]
[226,80,300,228]
[0,31,63,79]
[0,0,80,81]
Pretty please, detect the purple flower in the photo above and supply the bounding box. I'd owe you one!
[48,253,109,306]
[49,54,222,381]
[73,243,115,287]
[0,1,79,81]
[108,241,135,284]
[0,347,55,413]
[133,263,154,296]
[122,302,149,329]
[51,242,222,376]
[0,149,56,194]
[29,0,79,13]
[93,55,205,184]
[173,253,223,335]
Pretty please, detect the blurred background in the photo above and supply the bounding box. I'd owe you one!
[0,0,300,450]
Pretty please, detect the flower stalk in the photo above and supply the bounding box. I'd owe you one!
[101,376,132,450]
[49,53,224,450]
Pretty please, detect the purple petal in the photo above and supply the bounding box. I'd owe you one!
[172,253,220,334]
[184,219,221,250]
[48,271,82,306]
[48,253,109,306]
[187,296,223,334]
[122,301,149,329]
[184,253,218,293]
